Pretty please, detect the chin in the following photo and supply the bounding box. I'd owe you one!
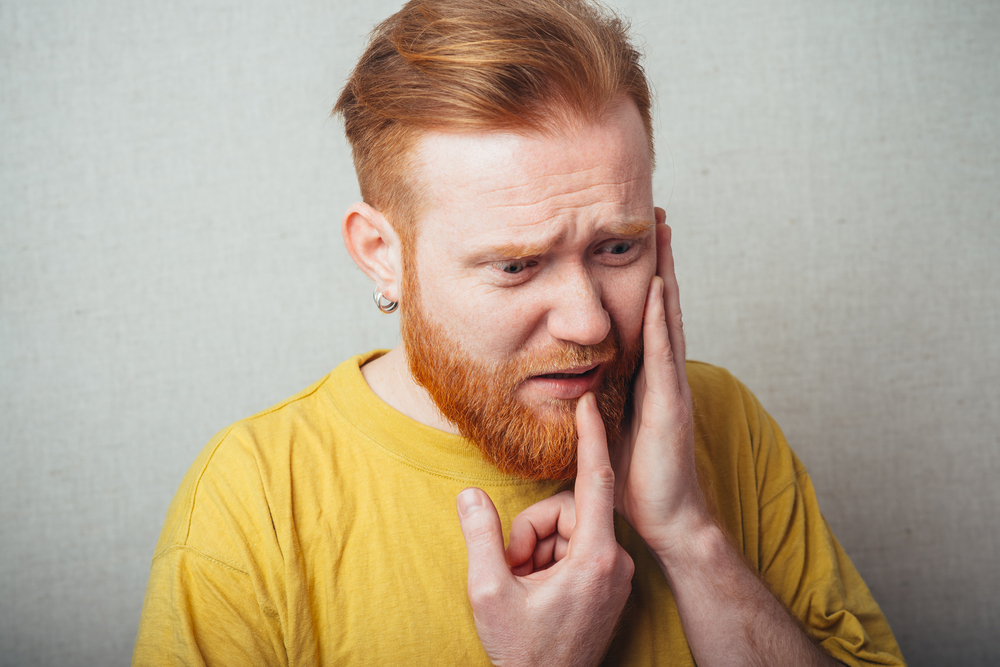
[518,391,578,417]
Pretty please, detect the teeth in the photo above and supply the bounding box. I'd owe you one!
[543,371,590,379]
[538,366,598,380]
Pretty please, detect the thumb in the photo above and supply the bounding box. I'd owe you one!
[457,488,512,600]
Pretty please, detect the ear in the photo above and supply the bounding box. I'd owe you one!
[342,202,403,303]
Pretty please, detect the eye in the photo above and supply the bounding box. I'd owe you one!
[593,238,644,266]
[491,259,537,278]
[499,260,527,274]
[602,241,633,255]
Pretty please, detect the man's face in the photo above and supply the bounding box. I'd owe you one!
[400,99,657,480]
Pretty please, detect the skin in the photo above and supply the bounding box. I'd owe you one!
[348,100,657,429]
[342,98,840,666]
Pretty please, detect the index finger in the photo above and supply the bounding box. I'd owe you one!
[655,219,689,391]
[570,392,617,550]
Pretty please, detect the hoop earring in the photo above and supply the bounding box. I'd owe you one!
[373,287,398,314]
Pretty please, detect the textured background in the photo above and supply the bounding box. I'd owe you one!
[1,0,997,665]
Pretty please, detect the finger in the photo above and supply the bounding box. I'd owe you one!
[510,531,566,576]
[655,222,689,391]
[537,532,572,567]
[642,275,673,394]
[643,271,691,412]
[457,488,512,599]
[551,533,570,563]
[506,491,576,568]
[571,393,617,549]
[532,533,558,569]
[510,560,534,577]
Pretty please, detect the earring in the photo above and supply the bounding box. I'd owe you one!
[373,287,398,314]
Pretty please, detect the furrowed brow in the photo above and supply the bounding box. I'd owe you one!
[478,219,655,260]
[604,219,657,237]
[488,238,555,259]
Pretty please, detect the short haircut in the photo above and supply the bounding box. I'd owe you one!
[333,0,653,243]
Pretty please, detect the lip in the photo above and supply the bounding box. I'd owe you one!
[534,362,600,378]
[523,363,603,400]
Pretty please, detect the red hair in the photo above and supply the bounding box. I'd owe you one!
[333,0,653,243]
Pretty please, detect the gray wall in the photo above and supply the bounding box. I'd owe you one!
[1,0,997,664]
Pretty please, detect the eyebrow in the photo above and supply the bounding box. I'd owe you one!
[486,219,656,259]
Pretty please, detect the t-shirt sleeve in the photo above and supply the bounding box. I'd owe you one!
[132,546,281,667]
[132,428,287,667]
[758,467,905,666]
[747,388,906,666]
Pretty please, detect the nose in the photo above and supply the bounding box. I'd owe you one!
[544,264,611,347]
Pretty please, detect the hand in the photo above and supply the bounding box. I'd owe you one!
[456,393,635,667]
[613,219,714,558]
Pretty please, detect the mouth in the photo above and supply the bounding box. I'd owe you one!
[524,363,603,401]
[534,363,601,380]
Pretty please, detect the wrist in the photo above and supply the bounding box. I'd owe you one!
[645,517,731,581]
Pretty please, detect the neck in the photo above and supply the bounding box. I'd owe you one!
[360,345,460,435]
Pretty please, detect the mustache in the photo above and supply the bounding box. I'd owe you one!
[492,334,621,386]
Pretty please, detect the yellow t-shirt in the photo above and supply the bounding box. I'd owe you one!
[133,352,904,666]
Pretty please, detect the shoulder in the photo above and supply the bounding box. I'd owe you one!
[685,360,806,500]
[685,360,767,438]
[152,353,380,566]
[686,360,745,402]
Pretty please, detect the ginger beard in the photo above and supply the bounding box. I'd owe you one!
[400,261,643,481]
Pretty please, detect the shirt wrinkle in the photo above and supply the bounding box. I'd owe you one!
[759,468,810,510]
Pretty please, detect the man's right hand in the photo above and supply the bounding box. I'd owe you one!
[456,393,635,667]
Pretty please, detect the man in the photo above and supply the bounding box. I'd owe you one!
[134,0,906,665]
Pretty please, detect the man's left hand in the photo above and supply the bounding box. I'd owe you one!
[612,219,716,558]
[505,219,840,667]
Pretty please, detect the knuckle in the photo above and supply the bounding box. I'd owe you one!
[592,545,636,578]
[619,550,635,580]
[590,463,616,492]
[589,545,620,575]
[508,514,529,536]
[661,343,675,363]
[467,577,504,609]
[463,519,496,548]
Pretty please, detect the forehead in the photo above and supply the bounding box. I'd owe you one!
[411,100,653,248]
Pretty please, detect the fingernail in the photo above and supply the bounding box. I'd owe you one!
[457,488,483,517]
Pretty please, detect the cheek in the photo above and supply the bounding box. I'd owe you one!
[604,264,655,345]
[614,290,648,346]
[411,256,537,353]
[470,290,547,353]
[408,241,460,309]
